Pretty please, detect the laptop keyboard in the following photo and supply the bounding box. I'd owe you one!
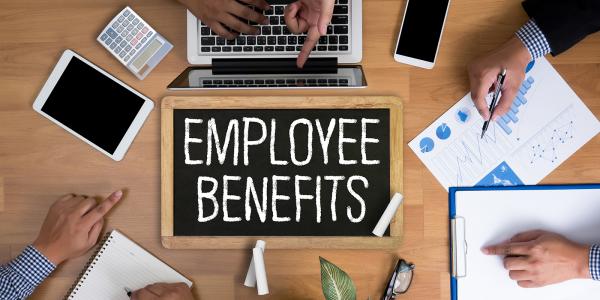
[198,0,351,55]
[200,78,350,88]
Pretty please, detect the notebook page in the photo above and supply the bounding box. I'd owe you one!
[455,188,600,300]
[68,230,192,300]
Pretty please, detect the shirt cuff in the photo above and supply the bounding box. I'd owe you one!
[591,245,600,281]
[7,245,56,291]
[515,19,552,60]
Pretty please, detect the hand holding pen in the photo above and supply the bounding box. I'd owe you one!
[481,68,507,138]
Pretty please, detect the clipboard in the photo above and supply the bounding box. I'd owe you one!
[449,184,600,300]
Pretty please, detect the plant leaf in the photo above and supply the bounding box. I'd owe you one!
[319,257,357,300]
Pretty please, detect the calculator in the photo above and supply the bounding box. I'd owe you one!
[97,6,173,80]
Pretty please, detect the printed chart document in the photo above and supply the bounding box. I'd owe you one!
[409,58,600,190]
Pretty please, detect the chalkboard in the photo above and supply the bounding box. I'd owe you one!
[161,96,403,249]
[173,109,390,236]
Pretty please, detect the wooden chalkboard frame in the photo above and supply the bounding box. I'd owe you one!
[161,96,403,249]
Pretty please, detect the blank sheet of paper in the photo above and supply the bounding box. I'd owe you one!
[454,188,600,300]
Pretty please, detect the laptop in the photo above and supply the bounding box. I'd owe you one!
[168,0,365,90]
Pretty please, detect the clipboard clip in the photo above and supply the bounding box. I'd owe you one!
[451,217,467,278]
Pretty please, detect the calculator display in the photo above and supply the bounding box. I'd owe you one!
[132,39,162,71]
[41,57,145,154]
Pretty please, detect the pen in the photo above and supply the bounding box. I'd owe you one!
[480,68,507,139]
[124,287,132,298]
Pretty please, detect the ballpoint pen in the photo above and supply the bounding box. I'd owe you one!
[481,68,507,138]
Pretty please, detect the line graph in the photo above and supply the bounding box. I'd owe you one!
[521,106,576,166]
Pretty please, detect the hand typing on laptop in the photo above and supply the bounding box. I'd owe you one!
[482,230,595,288]
[177,0,270,39]
[284,0,335,68]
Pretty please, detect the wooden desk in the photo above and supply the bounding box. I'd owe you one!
[0,0,598,299]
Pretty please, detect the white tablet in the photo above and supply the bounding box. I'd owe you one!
[33,49,154,161]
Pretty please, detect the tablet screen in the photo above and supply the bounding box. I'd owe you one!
[41,57,145,154]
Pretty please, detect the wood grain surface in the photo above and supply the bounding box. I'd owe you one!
[0,0,598,299]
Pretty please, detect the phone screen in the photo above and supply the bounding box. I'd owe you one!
[395,0,450,63]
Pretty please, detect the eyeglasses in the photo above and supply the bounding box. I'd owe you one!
[382,259,415,300]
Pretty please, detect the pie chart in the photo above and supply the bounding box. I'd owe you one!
[419,137,435,153]
[436,123,452,140]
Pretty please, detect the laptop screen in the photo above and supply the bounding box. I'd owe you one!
[168,65,366,89]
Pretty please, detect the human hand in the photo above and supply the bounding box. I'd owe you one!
[178,0,269,39]
[482,230,591,288]
[467,36,532,121]
[32,191,123,265]
[131,283,194,300]
[284,0,335,68]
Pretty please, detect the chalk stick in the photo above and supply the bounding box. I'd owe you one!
[244,240,266,287]
[372,193,404,237]
[253,247,269,295]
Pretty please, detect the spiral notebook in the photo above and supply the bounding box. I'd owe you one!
[65,230,192,300]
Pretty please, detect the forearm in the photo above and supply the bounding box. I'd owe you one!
[590,244,600,280]
[521,0,600,55]
[0,245,56,300]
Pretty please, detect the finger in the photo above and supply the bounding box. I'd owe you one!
[82,190,122,226]
[284,2,309,33]
[482,241,533,256]
[510,230,546,243]
[492,83,520,120]
[76,197,98,215]
[220,13,260,35]
[131,288,160,300]
[297,26,320,68]
[58,194,76,202]
[228,2,268,25]
[470,78,493,121]
[509,270,531,281]
[517,280,540,288]
[87,219,104,245]
[317,0,335,35]
[146,283,168,296]
[238,0,270,10]
[504,256,530,270]
[207,22,237,40]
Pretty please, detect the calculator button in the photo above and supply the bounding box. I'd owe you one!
[129,49,136,56]
[107,28,118,38]
[110,42,117,50]
[141,27,148,34]
[119,50,126,58]
[122,20,130,27]
[125,45,132,51]
[120,41,127,48]
[136,32,143,40]
[100,33,108,41]
[115,46,122,53]
[111,22,119,29]
[147,31,153,37]
[116,36,123,43]
[137,23,144,30]
[105,38,112,45]
[127,14,134,21]
[127,24,134,31]
[117,26,124,33]
[118,15,125,22]
[135,43,142,49]
[123,10,130,16]
[131,38,139,46]
[120,31,127,37]
[124,55,130,61]
[126,34,133,41]
[132,28,139,35]
[132,18,139,25]
[141,37,147,44]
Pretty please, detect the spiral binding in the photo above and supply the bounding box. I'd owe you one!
[63,231,114,299]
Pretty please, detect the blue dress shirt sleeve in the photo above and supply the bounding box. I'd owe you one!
[591,244,600,281]
[515,19,552,60]
[0,245,56,300]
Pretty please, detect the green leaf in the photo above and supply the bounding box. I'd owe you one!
[319,257,357,300]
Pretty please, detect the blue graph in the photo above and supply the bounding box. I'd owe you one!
[419,137,435,153]
[455,107,471,123]
[496,76,534,135]
[530,120,575,164]
[476,161,524,186]
[436,123,452,140]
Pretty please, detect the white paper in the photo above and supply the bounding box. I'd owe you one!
[454,188,600,300]
[409,58,600,190]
